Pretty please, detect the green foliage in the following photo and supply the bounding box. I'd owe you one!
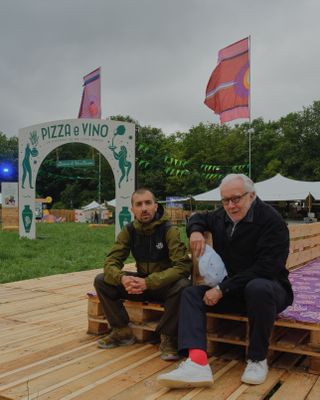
[0,132,18,181]
[36,143,115,208]
[3,100,320,203]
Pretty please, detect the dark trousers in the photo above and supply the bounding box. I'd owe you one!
[178,278,292,360]
[94,273,191,337]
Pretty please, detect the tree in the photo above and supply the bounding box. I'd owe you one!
[0,132,18,183]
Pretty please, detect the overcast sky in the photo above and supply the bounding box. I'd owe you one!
[1,0,319,137]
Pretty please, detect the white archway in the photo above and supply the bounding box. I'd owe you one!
[18,119,135,239]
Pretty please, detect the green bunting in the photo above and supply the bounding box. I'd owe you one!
[138,142,248,180]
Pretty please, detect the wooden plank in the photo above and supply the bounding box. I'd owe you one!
[272,352,304,370]
[2,263,320,400]
[5,300,85,323]
[0,395,13,400]
[234,369,287,400]
[0,331,95,365]
[124,300,164,312]
[0,346,102,391]
[269,371,318,400]
[288,223,320,239]
[275,319,320,331]
[269,343,320,358]
[275,329,309,349]
[289,237,318,253]
[309,357,320,374]
[306,376,320,400]
[2,345,159,400]
[134,358,237,400]
[286,247,318,269]
[309,331,320,350]
[1,207,19,229]
[207,333,248,347]
[0,294,83,318]
[179,360,241,400]
[0,344,150,394]
[64,351,165,400]
[87,318,110,335]
[0,342,97,380]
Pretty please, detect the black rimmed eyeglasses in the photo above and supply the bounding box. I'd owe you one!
[221,192,249,206]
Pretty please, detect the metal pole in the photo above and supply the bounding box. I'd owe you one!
[249,129,252,178]
[248,35,252,178]
[98,151,101,203]
[135,125,139,189]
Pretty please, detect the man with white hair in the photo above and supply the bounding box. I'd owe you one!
[157,174,293,388]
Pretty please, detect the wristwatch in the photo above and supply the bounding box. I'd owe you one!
[215,285,223,296]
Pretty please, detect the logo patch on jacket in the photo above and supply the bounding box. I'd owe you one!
[156,242,164,250]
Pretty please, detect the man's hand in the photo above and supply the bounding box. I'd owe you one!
[189,231,206,257]
[203,287,223,306]
[121,275,147,294]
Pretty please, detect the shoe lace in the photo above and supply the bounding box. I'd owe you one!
[177,360,187,369]
[161,335,177,350]
[176,358,193,370]
[246,360,263,372]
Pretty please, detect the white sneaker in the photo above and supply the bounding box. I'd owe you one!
[241,359,268,385]
[157,358,213,388]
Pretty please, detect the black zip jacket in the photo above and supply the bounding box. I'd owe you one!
[187,197,293,303]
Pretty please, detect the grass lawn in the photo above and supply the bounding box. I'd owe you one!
[0,223,188,284]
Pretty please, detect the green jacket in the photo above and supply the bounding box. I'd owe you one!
[103,206,192,290]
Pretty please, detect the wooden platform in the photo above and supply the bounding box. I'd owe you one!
[1,270,320,400]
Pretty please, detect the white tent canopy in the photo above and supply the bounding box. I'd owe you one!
[193,174,320,202]
[82,201,106,211]
[106,199,116,208]
[254,174,320,201]
[193,187,220,202]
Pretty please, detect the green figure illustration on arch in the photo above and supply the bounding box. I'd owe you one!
[22,131,39,189]
[22,143,39,189]
[109,125,132,188]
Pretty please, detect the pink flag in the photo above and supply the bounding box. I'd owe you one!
[78,67,101,118]
[204,38,250,123]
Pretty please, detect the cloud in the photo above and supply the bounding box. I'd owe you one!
[0,0,320,137]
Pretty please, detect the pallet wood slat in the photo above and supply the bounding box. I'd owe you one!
[306,377,320,400]
[268,371,318,400]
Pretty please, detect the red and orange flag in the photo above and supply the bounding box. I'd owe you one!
[204,37,250,123]
[78,67,101,119]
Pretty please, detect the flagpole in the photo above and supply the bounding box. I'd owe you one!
[98,67,101,203]
[248,35,252,178]
[98,151,101,203]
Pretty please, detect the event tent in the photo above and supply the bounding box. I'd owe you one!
[106,199,116,208]
[82,201,106,211]
[193,174,320,202]
[103,174,320,206]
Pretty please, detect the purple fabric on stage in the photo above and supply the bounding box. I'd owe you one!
[279,258,320,324]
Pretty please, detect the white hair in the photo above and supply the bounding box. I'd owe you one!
[220,173,256,193]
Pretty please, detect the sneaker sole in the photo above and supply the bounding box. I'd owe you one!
[241,376,267,385]
[157,378,213,388]
[118,337,136,346]
[97,342,118,349]
[97,336,136,349]
[160,354,180,361]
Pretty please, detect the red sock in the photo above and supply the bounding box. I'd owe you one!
[189,348,208,366]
